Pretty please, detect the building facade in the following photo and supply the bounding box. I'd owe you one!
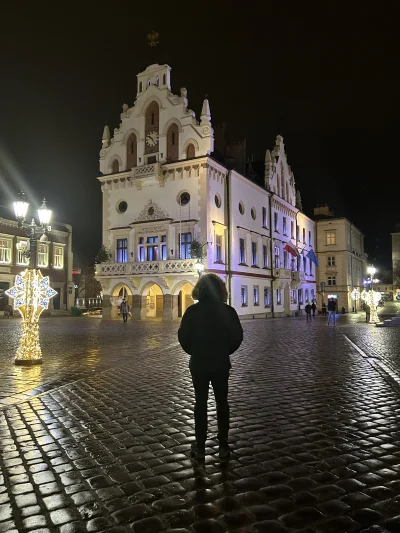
[96,63,317,320]
[0,215,74,314]
[314,207,367,312]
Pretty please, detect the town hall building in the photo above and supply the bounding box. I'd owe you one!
[95,63,317,319]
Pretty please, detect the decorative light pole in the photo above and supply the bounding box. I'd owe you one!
[5,192,57,365]
[363,265,379,324]
[351,288,360,313]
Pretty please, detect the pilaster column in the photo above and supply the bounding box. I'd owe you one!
[163,294,179,321]
[132,295,147,319]
[102,295,112,318]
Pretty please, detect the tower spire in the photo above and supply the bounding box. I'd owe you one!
[102,124,111,148]
[200,95,211,126]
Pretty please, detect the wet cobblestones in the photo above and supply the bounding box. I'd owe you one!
[1,318,400,531]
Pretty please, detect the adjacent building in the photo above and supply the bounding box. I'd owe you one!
[0,209,74,313]
[314,206,367,312]
[95,63,317,320]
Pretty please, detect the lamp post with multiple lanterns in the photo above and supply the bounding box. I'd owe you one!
[5,192,57,366]
[360,265,380,324]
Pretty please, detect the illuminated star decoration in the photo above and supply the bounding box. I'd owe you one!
[5,269,57,364]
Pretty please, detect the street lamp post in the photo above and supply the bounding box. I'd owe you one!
[366,265,379,324]
[5,192,57,365]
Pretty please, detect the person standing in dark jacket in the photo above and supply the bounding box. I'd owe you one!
[311,301,316,318]
[178,274,243,461]
[327,298,337,326]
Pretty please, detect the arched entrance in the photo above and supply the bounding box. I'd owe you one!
[178,282,194,317]
[142,283,163,318]
[111,283,133,318]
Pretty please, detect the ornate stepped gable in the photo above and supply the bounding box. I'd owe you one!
[133,200,169,222]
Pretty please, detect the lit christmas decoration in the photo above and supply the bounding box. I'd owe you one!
[361,289,381,324]
[351,288,360,301]
[5,269,57,365]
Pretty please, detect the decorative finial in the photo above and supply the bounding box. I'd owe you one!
[147,31,159,47]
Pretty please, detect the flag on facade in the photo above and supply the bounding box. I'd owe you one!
[283,241,300,257]
[306,249,319,266]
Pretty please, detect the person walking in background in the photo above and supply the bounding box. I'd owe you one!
[322,302,327,317]
[365,303,371,323]
[178,273,243,461]
[119,298,130,323]
[305,300,312,322]
[327,298,337,326]
[311,301,316,318]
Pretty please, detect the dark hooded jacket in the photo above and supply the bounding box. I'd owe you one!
[178,276,243,372]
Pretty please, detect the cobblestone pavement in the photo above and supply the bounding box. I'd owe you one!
[2,318,400,532]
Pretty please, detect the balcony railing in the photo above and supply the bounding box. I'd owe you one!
[96,259,198,277]
[273,268,292,279]
[291,271,305,282]
[132,163,162,179]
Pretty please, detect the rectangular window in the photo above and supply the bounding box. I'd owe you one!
[274,246,280,268]
[0,238,12,264]
[302,228,306,243]
[262,207,268,228]
[138,237,145,262]
[296,225,300,242]
[292,289,298,304]
[253,285,260,306]
[274,212,278,232]
[216,235,222,262]
[308,230,312,245]
[264,287,271,308]
[298,288,303,304]
[180,232,192,259]
[251,242,257,266]
[309,257,312,275]
[311,288,315,300]
[328,276,336,286]
[283,217,287,235]
[291,221,294,239]
[241,285,248,307]
[17,241,29,265]
[147,235,159,261]
[161,235,167,261]
[239,238,246,264]
[263,245,268,268]
[53,245,64,269]
[283,250,289,269]
[276,288,282,305]
[37,243,49,267]
[303,256,307,273]
[326,232,336,245]
[305,288,309,302]
[117,238,128,263]
[327,256,336,266]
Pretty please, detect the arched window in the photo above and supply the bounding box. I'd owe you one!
[146,79,150,88]
[145,101,159,154]
[186,143,195,159]
[111,159,119,173]
[163,73,166,85]
[139,81,142,93]
[167,123,179,160]
[155,76,159,86]
[126,133,137,169]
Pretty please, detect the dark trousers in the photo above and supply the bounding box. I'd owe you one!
[122,313,128,323]
[191,370,230,446]
[366,312,370,323]
[306,312,312,322]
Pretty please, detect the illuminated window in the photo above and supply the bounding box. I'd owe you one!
[17,241,29,265]
[253,286,260,306]
[276,288,282,305]
[274,212,278,231]
[326,232,336,245]
[292,290,297,304]
[116,238,128,263]
[180,233,192,259]
[37,243,49,267]
[216,235,222,262]
[283,250,289,268]
[241,285,248,307]
[161,235,167,260]
[251,242,257,266]
[283,217,287,235]
[298,289,303,304]
[147,236,159,261]
[53,246,64,269]
[274,246,280,268]
[239,238,246,264]
[262,207,268,228]
[305,288,309,301]
[264,287,271,307]
[0,238,12,264]
[263,245,268,268]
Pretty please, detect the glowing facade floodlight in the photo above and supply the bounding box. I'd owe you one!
[37,198,52,227]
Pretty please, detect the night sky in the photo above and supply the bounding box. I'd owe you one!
[0,3,397,270]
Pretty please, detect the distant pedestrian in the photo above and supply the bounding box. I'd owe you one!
[119,299,130,323]
[311,301,316,318]
[365,303,371,323]
[327,298,337,326]
[322,302,327,317]
[305,301,312,322]
[178,273,243,461]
